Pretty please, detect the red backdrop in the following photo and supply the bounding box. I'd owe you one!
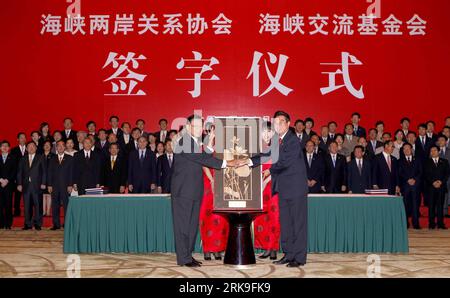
[1,0,449,142]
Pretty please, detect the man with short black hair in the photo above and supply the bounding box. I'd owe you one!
[155,118,169,143]
[351,112,366,138]
[424,146,449,229]
[372,141,400,195]
[0,141,16,229]
[16,142,47,230]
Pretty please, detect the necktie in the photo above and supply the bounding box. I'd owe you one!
[279,137,283,145]
[29,156,33,167]
[162,131,166,142]
[358,159,362,175]
[407,157,411,165]
[387,155,392,172]
[168,154,172,167]
[140,151,145,162]
[85,152,89,160]
[308,154,312,167]
[435,159,439,166]
[59,155,63,164]
[111,157,115,170]
[440,148,445,158]
[2,155,6,164]
[332,155,336,168]
[421,137,425,148]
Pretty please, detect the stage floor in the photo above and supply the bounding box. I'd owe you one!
[0,229,450,278]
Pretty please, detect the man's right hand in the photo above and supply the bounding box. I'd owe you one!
[128,185,133,192]
[17,185,22,192]
[48,186,53,194]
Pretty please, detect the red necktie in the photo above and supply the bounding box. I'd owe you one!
[279,137,283,145]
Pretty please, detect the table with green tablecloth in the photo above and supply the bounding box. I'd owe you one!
[63,194,409,254]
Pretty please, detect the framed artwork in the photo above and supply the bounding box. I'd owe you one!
[211,116,263,211]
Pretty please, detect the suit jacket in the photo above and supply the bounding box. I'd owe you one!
[424,158,450,193]
[73,150,102,192]
[11,146,27,161]
[342,135,359,154]
[0,154,17,191]
[157,153,174,193]
[398,155,422,192]
[415,136,433,164]
[348,158,372,194]
[101,154,127,193]
[95,140,110,158]
[367,140,383,157]
[155,130,169,143]
[106,128,123,139]
[353,126,367,138]
[372,153,399,195]
[47,154,73,193]
[304,152,325,193]
[127,148,157,192]
[251,130,308,198]
[295,131,309,149]
[171,133,223,200]
[318,137,331,153]
[16,154,47,193]
[323,153,347,193]
[62,130,78,148]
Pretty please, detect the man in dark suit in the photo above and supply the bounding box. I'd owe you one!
[400,117,410,140]
[416,123,433,207]
[171,114,233,267]
[323,141,347,193]
[351,112,367,138]
[86,120,97,140]
[101,143,127,194]
[372,141,400,195]
[348,146,372,194]
[16,142,47,230]
[0,141,17,229]
[62,117,78,148]
[398,143,422,229]
[47,140,73,230]
[328,121,338,141]
[73,138,102,195]
[157,139,174,194]
[310,135,326,157]
[129,127,141,152]
[246,111,309,267]
[318,126,331,153]
[128,136,157,193]
[118,122,132,154]
[95,129,110,160]
[155,118,169,143]
[304,140,324,193]
[11,132,27,216]
[367,128,383,157]
[136,119,149,138]
[426,121,438,144]
[294,119,309,149]
[424,146,449,229]
[106,115,123,139]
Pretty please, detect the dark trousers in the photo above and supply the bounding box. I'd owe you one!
[0,187,13,228]
[23,189,42,227]
[403,186,420,227]
[278,193,308,264]
[13,187,22,215]
[428,188,445,227]
[171,196,201,265]
[51,190,69,228]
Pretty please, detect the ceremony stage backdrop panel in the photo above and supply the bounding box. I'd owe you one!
[2,0,450,142]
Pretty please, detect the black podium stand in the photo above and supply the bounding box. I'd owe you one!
[214,211,264,266]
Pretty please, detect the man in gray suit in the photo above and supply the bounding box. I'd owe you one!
[242,111,309,267]
[342,123,359,154]
[437,135,450,217]
[16,142,47,230]
[171,114,236,267]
